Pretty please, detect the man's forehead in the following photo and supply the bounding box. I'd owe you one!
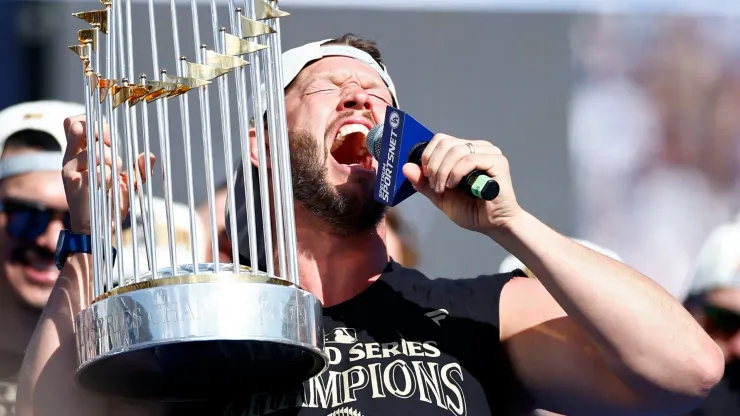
[299,56,387,87]
[0,171,66,205]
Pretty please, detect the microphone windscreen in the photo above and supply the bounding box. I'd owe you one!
[372,106,433,207]
[366,123,384,159]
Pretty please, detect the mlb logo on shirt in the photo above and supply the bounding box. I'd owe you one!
[325,328,358,344]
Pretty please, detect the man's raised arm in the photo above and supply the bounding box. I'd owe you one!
[402,133,725,416]
[16,116,159,416]
[16,253,107,416]
[496,212,724,415]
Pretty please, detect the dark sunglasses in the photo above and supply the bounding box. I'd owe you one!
[705,305,740,335]
[0,198,71,241]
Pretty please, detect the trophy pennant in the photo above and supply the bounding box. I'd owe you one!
[73,10,109,34]
[222,32,268,56]
[203,49,250,70]
[254,0,290,20]
[239,14,276,38]
[183,61,231,81]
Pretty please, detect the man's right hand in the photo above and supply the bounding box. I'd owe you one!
[62,115,155,234]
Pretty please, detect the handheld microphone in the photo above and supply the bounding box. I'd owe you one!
[366,106,500,207]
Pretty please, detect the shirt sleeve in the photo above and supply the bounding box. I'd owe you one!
[422,269,532,413]
[426,269,525,329]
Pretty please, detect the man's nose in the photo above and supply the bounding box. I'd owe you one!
[36,216,65,253]
[338,85,371,112]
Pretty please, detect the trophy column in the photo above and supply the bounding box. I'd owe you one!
[67,0,328,400]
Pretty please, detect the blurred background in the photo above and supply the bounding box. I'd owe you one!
[3,0,740,301]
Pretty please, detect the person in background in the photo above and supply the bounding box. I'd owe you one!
[0,100,83,416]
[197,180,234,264]
[384,209,418,267]
[119,197,207,281]
[680,214,740,415]
[499,237,623,278]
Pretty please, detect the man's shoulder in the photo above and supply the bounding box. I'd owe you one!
[382,260,523,297]
[380,261,524,328]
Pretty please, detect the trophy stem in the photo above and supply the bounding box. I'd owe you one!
[230,4,261,274]
[124,0,149,278]
[214,27,243,273]
[241,0,275,277]
[265,1,300,285]
[88,26,112,293]
[121,81,141,282]
[189,0,222,274]
[108,92,126,288]
[83,60,102,300]
[178,56,202,270]
[139,73,159,276]
[115,4,141,283]
[207,6,237,272]
[106,3,126,287]
[147,0,160,78]
[146,0,178,276]
[168,0,201,270]
[159,79,180,274]
[124,0,135,82]
[247,4,287,281]
[226,2,250,272]
[93,75,113,291]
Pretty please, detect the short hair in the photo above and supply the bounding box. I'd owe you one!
[1,129,61,158]
[323,33,384,67]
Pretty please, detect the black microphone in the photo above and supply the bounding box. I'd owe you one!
[366,115,500,207]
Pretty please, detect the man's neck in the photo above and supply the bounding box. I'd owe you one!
[291,219,390,307]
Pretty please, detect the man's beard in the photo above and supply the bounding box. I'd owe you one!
[288,129,387,236]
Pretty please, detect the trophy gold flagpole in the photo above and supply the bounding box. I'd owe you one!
[167,0,201,272]
[259,0,297,285]
[240,0,277,277]
[207,0,245,274]
[67,0,328,399]
[187,0,221,276]
[147,0,179,277]
[227,1,261,275]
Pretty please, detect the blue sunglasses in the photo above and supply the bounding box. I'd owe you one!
[0,198,72,240]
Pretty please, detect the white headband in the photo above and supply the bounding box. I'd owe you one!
[280,38,399,106]
[0,152,63,180]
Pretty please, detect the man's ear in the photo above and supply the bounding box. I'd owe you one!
[249,127,271,170]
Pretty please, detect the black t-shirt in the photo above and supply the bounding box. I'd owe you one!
[170,260,528,415]
[0,355,20,416]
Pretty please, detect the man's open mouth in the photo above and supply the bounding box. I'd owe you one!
[330,123,374,170]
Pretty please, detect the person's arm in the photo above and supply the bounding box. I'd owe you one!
[17,115,161,416]
[495,211,724,416]
[402,133,724,416]
[16,253,107,415]
[17,252,162,416]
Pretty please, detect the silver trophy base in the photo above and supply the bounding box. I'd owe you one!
[74,263,328,400]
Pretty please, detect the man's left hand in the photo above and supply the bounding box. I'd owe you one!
[402,134,523,233]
